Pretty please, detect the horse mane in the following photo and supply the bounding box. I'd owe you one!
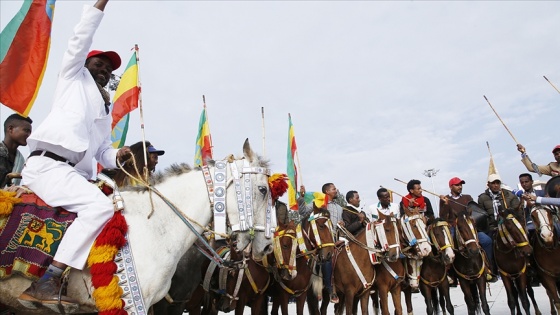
[431,217,447,224]
[119,156,270,192]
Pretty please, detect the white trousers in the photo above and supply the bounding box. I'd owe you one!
[22,156,114,270]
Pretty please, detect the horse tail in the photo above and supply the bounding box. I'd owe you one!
[311,273,324,299]
[431,288,439,313]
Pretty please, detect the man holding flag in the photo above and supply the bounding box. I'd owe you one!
[18,0,130,311]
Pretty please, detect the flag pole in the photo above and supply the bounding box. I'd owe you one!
[202,95,213,157]
[133,45,148,183]
[544,76,560,95]
[261,107,266,157]
[289,113,304,187]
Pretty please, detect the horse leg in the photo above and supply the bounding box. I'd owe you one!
[371,290,380,315]
[440,281,454,315]
[540,274,560,315]
[358,293,370,315]
[526,281,542,315]
[390,285,403,315]
[501,275,518,315]
[251,294,266,315]
[419,283,433,315]
[515,275,531,315]
[458,278,476,315]
[320,289,330,315]
[379,286,391,315]
[476,277,491,315]
[277,292,290,315]
[403,286,413,315]
[306,288,320,315]
[295,293,307,315]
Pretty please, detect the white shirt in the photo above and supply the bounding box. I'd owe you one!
[26,5,118,179]
[368,202,400,221]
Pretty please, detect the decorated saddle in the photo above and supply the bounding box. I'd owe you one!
[0,192,77,280]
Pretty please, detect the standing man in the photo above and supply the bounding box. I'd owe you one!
[342,190,366,235]
[0,114,32,187]
[399,179,435,222]
[477,174,520,280]
[18,0,131,311]
[439,177,495,282]
[517,143,560,177]
[298,183,343,304]
[370,188,399,220]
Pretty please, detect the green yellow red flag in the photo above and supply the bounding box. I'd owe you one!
[0,0,56,116]
[110,50,139,148]
[194,105,213,167]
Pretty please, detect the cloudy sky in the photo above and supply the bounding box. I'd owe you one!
[1,1,559,214]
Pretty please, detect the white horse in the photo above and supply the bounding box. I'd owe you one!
[0,139,274,314]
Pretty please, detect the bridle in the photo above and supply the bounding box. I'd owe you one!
[375,216,401,259]
[400,214,430,255]
[496,213,529,252]
[454,214,479,257]
[531,205,558,249]
[429,221,453,254]
[304,212,335,251]
[203,158,275,240]
[271,228,298,278]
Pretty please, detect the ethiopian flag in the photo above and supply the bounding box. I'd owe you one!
[194,106,213,167]
[287,114,299,210]
[110,50,139,148]
[0,0,56,117]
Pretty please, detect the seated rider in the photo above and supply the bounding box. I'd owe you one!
[342,190,367,236]
[399,179,435,223]
[17,0,131,311]
[112,140,165,187]
[298,183,343,304]
[439,177,496,283]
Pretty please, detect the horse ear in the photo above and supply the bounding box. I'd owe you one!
[243,138,255,163]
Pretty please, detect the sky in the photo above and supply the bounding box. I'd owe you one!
[1,1,559,215]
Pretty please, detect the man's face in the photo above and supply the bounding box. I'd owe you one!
[410,184,423,198]
[86,56,114,87]
[349,192,360,207]
[519,176,534,192]
[378,192,391,207]
[450,183,463,196]
[147,153,159,172]
[325,184,338,200]
[8,121,32,146]
[488,180,501,193]
[554,150,560,163]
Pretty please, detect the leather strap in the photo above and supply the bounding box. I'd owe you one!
[29,150,75,167]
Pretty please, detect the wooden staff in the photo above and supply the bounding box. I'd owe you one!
[483,95,519,144]
[544,76,560,95]
[134,44,149,183]
[380,186,412,203]
[393,178,468,208]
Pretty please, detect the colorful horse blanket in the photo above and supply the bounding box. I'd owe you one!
[0,194,76,280]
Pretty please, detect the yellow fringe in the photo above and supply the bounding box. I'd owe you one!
[91,275,123,311]
[0,190,21,217]
[87,244,119,265]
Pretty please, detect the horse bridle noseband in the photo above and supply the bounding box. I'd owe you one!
[400,214,430,252]
[204,159,275,240]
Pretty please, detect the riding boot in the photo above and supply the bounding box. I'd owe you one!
[481,250,498,283]
[447,267,458,288]
[18,276,79,314]
[527,259,540,287]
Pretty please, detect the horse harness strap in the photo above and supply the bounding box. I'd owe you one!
[498,214,529,248]
[420,268,447,288]
[453,254,485,281]
[344,242,375,289]
[430,221,453,252]
[381,260,404,282]
[244,258,270,294]
[498,261,527,280]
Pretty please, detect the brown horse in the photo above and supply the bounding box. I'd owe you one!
[397,207,433,315]
[331,224,377,315]
[370,212,406,315]
[266,212,335,315]
[531,204,560,315]
[453,210,490,315]
[419,219,455,315]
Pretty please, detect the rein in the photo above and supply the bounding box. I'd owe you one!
[495,214,529,254]
[400,214,430,254]
[454,215,479,258]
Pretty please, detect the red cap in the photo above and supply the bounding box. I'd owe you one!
[553,145,560,153]
[449,177,465,186]
[86,50,121,70]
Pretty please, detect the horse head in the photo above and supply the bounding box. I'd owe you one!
[428,219,455,265]
[399,210,432,257]
[303,204,335,261]
[376,212,401,262]
[531,205,555,246]
[225,139,274,261]
[455,211,480,258]
[496,209,532,257]
[272,220,298,281]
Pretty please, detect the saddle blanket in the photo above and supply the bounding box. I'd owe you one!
[0,194,77,280]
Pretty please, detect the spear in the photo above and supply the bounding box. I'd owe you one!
[261,107,266,157]
[544,76,560,95]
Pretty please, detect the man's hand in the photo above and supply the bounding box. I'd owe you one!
[5,185,31,198]
[517,144,526,154]
[440,195,449,205]
[338,220,345,227]
[358,212,365,222]
[116,146,131,164]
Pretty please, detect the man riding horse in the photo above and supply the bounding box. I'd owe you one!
[17,0,131,311]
